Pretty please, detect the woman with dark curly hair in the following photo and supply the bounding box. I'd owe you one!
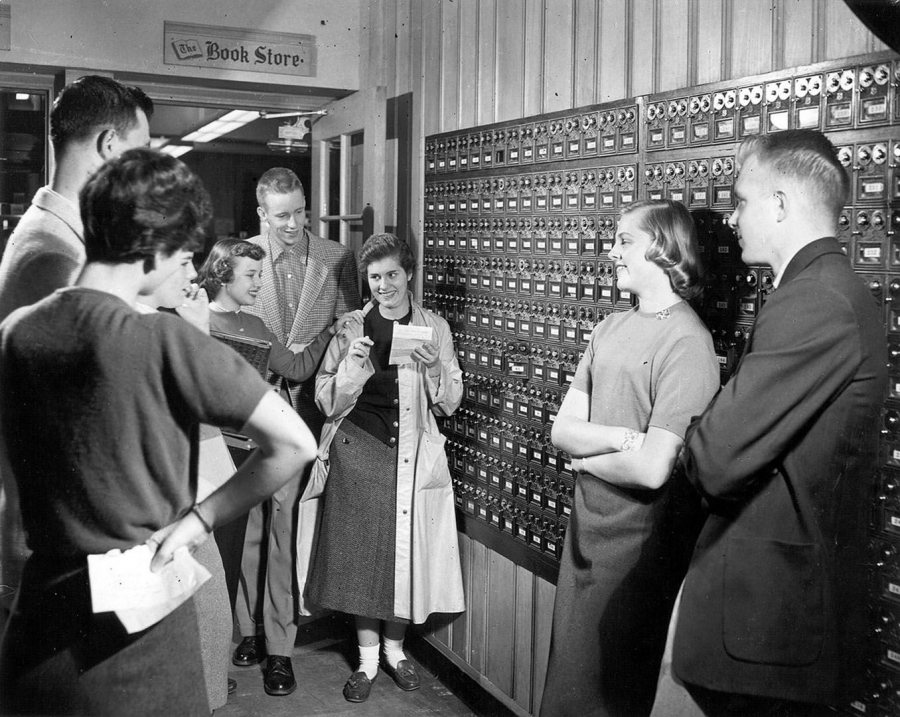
[0,149,315,716]
[540,200,720,717]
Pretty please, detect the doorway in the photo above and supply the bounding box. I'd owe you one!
[130,76,352,256]
[0,71,54,256]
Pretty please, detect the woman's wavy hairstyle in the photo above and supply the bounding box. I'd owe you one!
[81,147,211,265]
[357,232,416,276]
[619,199,704,300]
[197,238,266,298]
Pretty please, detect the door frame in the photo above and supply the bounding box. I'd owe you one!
[310,85,386,249]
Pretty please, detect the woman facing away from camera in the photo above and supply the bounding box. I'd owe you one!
[306,232,465,704]
[540,200,720,717]
[0,148,316,716]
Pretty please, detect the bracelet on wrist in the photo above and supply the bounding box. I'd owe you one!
[191,504,213,533]
[620,429,639,453]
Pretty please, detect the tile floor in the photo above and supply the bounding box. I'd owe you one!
[217,614,516,717]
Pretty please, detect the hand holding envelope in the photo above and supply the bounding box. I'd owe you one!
[88,544,211,633]
[388,324,435,366]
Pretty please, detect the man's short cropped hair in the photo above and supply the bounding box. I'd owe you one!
[50,75,153,153]
[256,167,305,206]
[198,239,266,298]
[620,199,705,300]
[736,129,849,221]
[81,148,211,265]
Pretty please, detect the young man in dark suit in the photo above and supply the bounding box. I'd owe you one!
[651,129,888,716]
[231,167,361,696]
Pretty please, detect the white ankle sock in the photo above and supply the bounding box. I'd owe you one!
[382,637,406,669]
[358,643,379,680]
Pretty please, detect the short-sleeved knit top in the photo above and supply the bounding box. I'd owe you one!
[0,288,272,558]
[571,301,720,439]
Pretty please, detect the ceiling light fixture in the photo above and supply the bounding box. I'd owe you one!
[160,145,192,158]
[181,109,259,143]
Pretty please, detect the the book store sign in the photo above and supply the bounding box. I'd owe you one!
[163,22,315,77]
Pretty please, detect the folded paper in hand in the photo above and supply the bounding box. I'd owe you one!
[87,544,211,633]
[389,324,433,365]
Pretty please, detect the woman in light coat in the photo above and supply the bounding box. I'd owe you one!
[307,233,464,704]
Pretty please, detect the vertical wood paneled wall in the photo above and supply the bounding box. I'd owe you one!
[410,0,885,134]
[424,532,556,716]
[365,0,886,128]
[363,0,885,230]
[358,1,887,714]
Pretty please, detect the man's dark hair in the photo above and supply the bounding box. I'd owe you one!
[81,148,211,265]
[50,75,154,153]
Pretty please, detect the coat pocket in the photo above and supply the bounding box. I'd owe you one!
[722,536,824,666]
[415,430,451,491]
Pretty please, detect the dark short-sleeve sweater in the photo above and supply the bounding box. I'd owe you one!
[0,288,271,558]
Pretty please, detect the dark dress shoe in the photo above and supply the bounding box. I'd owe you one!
[264,655,296,696]
[384,659,420,691]
[227,678,237,695]
[342,671,374,703]
[232,636,265,666]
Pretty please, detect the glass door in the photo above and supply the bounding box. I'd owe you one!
[310,86,386,262]
[0,73,53,257]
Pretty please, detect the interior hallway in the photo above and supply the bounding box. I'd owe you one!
[218,614,516,716]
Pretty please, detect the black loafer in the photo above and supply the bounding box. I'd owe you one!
[264,655,296,696]
[232,636,265,666]
[342,671,374,703]
[227,678,237,695]
[384,659,420,691]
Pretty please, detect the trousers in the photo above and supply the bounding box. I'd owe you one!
[234,470,304,657]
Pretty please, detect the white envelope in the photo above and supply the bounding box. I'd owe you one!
[87,544,211,633]
[389,324,434,365]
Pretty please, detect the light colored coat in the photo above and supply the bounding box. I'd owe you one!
[312,299,465,622]
[0,187,84,324]
[0,187,84,616]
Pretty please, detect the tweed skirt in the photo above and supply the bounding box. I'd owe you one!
[308,419,400,620]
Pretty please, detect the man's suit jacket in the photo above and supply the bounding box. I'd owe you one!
[674,237,887,705]
[0,187,84,324]
[0,187,84,616]
[244,230,360,432]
